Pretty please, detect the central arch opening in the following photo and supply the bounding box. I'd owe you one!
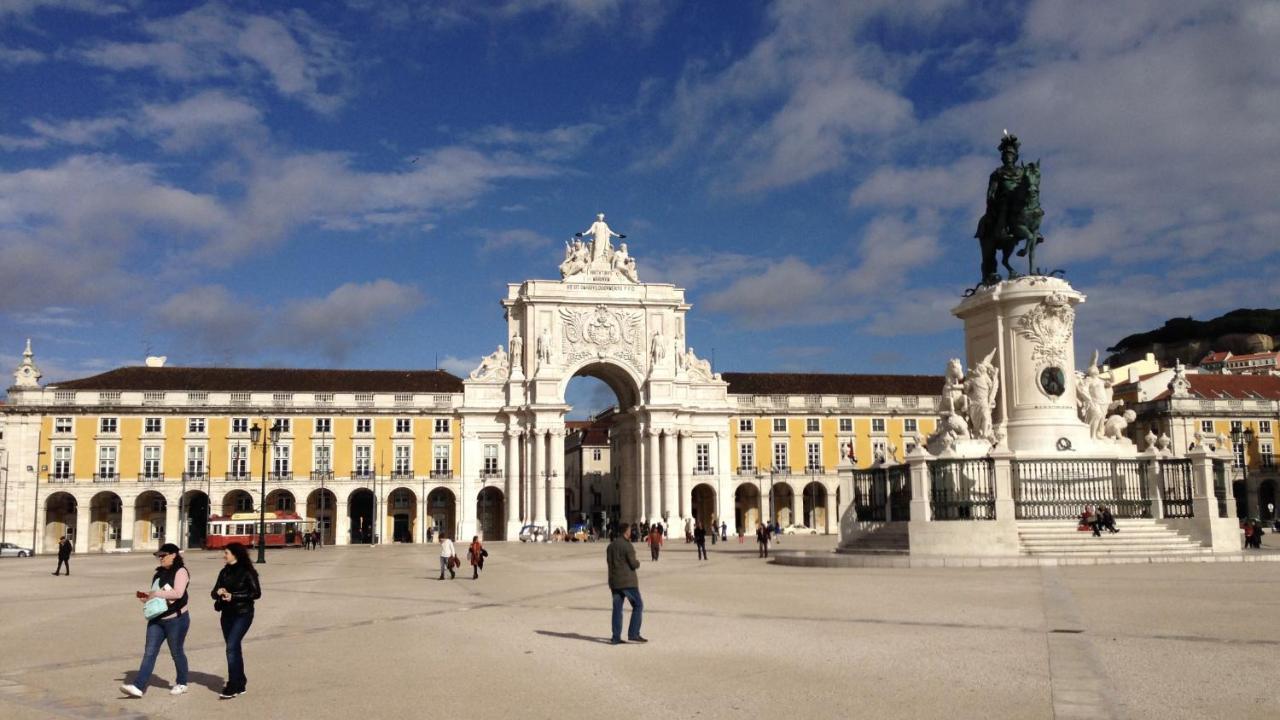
[563,361,639,533]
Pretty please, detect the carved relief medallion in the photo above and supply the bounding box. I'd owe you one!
[559,305,644,372]
[1016,291,1074,399]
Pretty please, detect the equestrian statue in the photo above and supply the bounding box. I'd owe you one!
[974,131,1044,286]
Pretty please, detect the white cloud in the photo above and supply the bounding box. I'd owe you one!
[647,0,959,191]
[478,228,555,255]
[79,3,353,113]
[153,280,426,364]
[153,285,257,357]
[438,355,479,377]
[0,44,45,66]
[0,0,135,17]
[140,90,263,150]
[466,123,604,160]
[280,280,425,362]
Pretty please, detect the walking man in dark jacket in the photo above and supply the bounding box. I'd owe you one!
[606,523,645,645]
[53,535,72,575]
[693,523,708,561]
[755,524,769,558]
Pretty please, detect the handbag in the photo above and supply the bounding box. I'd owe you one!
[449,555,461,570]
[480,549,489,558]
[142,579,169,620]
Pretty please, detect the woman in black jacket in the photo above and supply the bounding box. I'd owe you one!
[211,542,261,700]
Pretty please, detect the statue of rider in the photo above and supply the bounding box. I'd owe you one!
[975,132,1025,286]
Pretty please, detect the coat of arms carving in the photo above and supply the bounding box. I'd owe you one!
[1016,291,1074,367]
[559,305,644,371]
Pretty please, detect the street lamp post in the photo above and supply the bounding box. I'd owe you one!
[251,420,282,564]
[1231,425,1256,518]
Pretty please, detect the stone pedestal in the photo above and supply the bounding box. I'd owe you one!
[953,276,1093,455]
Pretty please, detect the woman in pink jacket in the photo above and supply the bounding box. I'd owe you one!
[121,543,190,698]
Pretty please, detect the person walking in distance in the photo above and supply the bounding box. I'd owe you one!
[694,523,708,561]
[607,523,645,645]
[756,523,769,558]
[52,535,72,573]
[438,534,457,580]
[211,542,261,700]
[119,543,191,698]
[646,524,663,562]
[467,535,487,580]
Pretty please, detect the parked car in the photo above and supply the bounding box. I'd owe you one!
[518,524,547,543]
[0,542,33,558]
[782,524,818,535]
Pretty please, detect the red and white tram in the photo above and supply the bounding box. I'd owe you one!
[205,511,314,550]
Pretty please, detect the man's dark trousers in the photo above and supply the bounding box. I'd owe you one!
[696,541,708,560]
[611,588,643,641]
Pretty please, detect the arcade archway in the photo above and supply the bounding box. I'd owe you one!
[802,482,828,531]
[44,492,77,550]
[427,487,456,540]
[134,491,167,551]
[690,483,716,531]
[348,488,375,544]
[182,490,210,549]
[735,484,761,534]
[387,487,417,543]
[477,487,505,540]
[307,488,337,545]
[266,489,296,513]
[223,490,253,516]
[770,483,795,527]
[1260,480,1276,521]
[89,491,122,552]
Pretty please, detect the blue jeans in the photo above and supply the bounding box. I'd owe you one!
[611,587,643,641]
[220,611,254,692]
[133,612,189,691]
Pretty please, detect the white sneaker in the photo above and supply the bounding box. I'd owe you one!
[120,684,143,698]
[170,684,188,696]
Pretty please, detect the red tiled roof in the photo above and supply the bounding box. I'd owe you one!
[721,372,944,396]
[47,366,463,393]
[1152,373,1280,401]
[1200,351,1231,363]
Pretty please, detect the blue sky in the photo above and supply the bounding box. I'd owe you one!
[2,0,1278,416]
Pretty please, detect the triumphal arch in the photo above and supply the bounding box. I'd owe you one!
[461,213,736,540]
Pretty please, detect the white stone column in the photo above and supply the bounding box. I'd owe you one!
[119,499,136,551]
[662,431,679,526]
[824,486,838,534]
[715,431,735,536]
[629,429,644,523]
[532,430,547,524]
[164,496,180,547]
[505,429,519,534]
[74,498,90,554]
[459,431,479,541]
[677,430,690,523]
[549,428,567,530]
[646,428,661,524]
[334,496,349,546]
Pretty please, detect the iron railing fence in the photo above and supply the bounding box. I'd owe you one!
[850,468,887,521]
[888,464,911,522]
[1012,459,1151,520]
[929,458,995,520]
[1212,459,1228,519]
[1159,459,1194,518]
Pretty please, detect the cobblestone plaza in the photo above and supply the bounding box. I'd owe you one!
[1,538,1277,720]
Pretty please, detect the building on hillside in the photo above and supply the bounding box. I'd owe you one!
[1199,350,1232,372]
[1118,369,1280,520]
[1197,350,1280,375]
[564,414,615,526]
[0,342,944,552]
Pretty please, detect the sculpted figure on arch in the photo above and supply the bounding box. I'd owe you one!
[963,348,999,442]
[576,212,626,263]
